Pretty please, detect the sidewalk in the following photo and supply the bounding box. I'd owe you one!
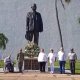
[0,67,80,80]
[0,71,80,80]
[0,67,71,73]
[0,67,18,73]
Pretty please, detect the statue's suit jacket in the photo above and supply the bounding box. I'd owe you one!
[26,11,43,32]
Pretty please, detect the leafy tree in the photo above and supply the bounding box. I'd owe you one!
[65,0,71,3]
[0,33,8,50]
[55,0,71,47]
[78,18,80,24]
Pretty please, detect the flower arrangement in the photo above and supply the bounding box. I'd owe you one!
[25,42,40,57]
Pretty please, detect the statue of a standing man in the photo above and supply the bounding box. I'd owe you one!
[25,3,43,45]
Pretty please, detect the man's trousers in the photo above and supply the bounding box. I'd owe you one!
[70,60,75,74]
[25,31,39,45]
[39,62,46,72]
[59,61,65,74]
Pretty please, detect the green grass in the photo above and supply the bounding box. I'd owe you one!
[0,60,4,68]
[54,60,80,74]
[0,60,80,73]
[0,60,16,68]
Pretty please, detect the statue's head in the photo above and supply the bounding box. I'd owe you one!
[31,3,37,11]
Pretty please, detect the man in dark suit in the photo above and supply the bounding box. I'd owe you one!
[25,3,43,45]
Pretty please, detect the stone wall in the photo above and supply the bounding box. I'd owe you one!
[0,0,80,59]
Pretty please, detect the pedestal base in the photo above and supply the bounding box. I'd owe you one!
[24,57,39,70]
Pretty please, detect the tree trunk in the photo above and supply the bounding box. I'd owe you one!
[55,0,63,47]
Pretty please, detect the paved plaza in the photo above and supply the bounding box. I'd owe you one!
[0,71,80,80]
[0,66,80,80]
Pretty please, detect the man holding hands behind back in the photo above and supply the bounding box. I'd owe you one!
[68,48,77,74]
[17,49,24,73]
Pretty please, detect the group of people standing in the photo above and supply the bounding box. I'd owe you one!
[4,49,24,73]
[4,47,77,74]
[38,47,77,74]
[38,48,55,74]
[3,3,77,75]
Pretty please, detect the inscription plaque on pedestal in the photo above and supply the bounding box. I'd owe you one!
[24,57,39,70]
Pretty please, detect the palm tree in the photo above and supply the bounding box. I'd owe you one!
[0,33,8,50]
[78,18,80,24]
[55,0,71,48]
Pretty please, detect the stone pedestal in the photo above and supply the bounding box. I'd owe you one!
[24,57,39,70]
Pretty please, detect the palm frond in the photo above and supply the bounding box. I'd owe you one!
[60,0,65,9]
[78,18,80,24]
[0,33,8,50]
[65,0,71,4]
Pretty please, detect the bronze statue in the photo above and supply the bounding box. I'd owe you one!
[25,3,43,45]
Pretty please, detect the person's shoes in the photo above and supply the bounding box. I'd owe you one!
[71,73,75,75]
[50,71,54,74]
[19,70,23,73]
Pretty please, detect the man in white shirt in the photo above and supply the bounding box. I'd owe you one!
[58,47,66,74]
[48,49,55,74]
[38,48,47,72]
[4,55,14,72]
